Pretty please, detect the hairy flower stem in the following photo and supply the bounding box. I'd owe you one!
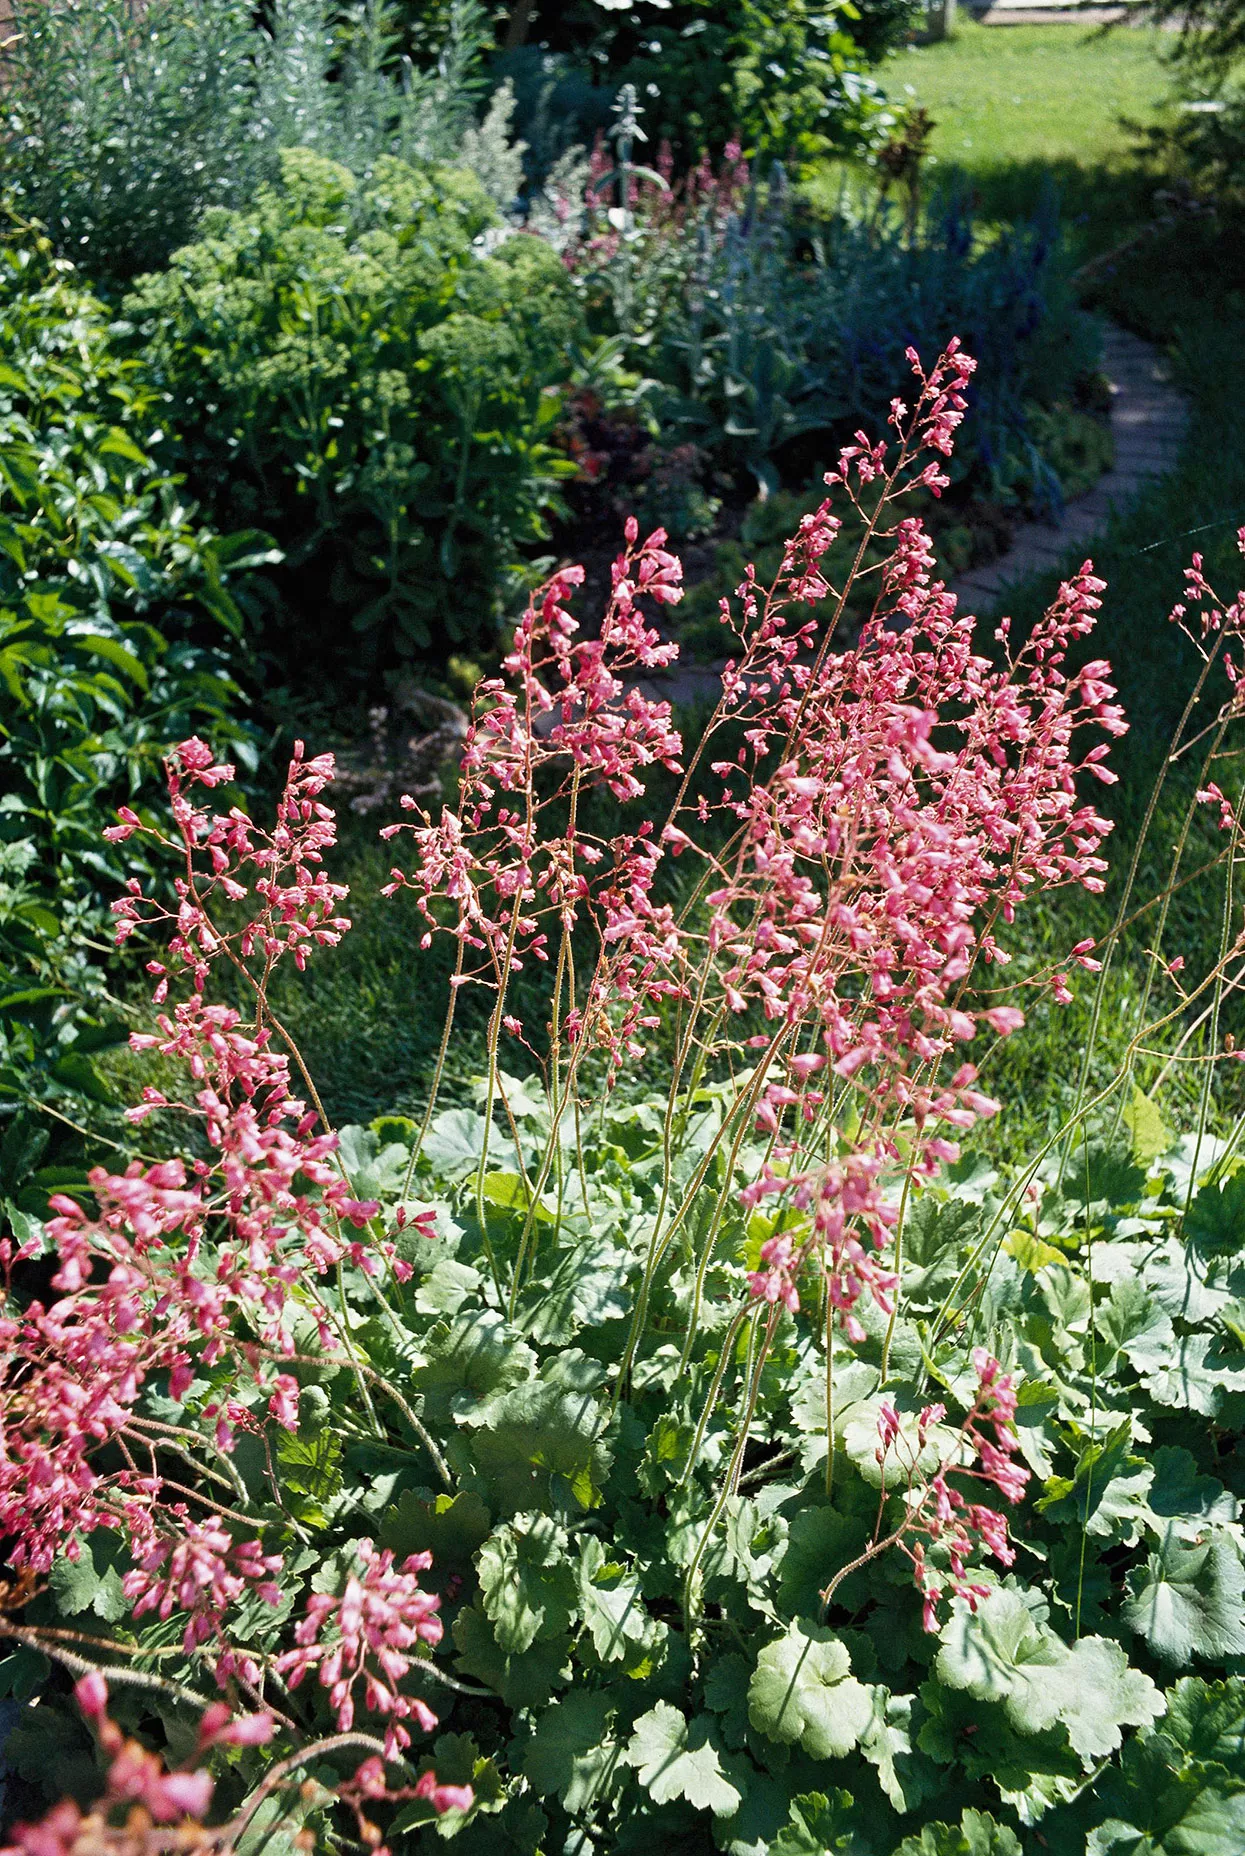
[0,1621,215,1711]
[825,1295,837,1498]
[615,1029,787,1407]
[879,1164,916,1381]
[1188,801,1241,1205]
[931,954,1237,1352]
[1065,640,1225,1172]
[677,1038,792,1376]
[681,1305,751,1492]
[402,938,465,1201]
[473,894,527,1305]
[683,1304,776,1634]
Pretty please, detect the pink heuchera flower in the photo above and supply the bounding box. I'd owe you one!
[276,1539,444,1758]
[122,1518,283,1654]
[383,342,1125,1345]
[871,1350,1031,1632]
[0,740,433,1581]
[0,1679,217,1855]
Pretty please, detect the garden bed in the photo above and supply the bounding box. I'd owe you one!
[4,9,1245,1856]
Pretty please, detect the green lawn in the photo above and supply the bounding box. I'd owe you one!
[896,19,1171,167]
[888,18,1174,260]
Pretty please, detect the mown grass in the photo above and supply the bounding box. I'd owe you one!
[888,18,1174,258]
[895,19,1172,155]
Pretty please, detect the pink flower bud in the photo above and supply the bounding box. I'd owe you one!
[75,1672,108,1719]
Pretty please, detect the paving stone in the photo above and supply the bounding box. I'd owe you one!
[946,328,1185,615]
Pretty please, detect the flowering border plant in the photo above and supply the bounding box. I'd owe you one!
[4,349,1245,1855]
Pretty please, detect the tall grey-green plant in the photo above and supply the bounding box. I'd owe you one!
[0,0,515,286]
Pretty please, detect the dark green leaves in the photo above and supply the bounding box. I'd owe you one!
[1083,1730,1245,1854]
[626,1703,743,1816]
[275,1427,343,1527]
[771,1790,861,1854]
[1162,1677,1245,1773]
[892,1810,1022,1856]
[48,1537,128,1623]
[516,1238,633,1345]
[379,1489,492,1569]
[478,1514,579,1654]
[458,1376,613,1517]
[416,1307,536,1427]
[521,1692,620,1812]
[936,1590,1162,1762]
[1039,1422,1155,1545]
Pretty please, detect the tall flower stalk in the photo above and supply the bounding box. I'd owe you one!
[384,342,1125,1530]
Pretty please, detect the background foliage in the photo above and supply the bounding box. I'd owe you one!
[492,0,920,166]
[124,149,581,680]
[0,216,262,1215]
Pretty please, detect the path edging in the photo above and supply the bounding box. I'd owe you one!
[949,324,1188,614]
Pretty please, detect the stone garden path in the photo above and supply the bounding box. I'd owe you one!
[948,322,1188,613]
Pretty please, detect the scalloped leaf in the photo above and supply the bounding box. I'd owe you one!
[626,1702,743,1817]
[748,1621,873,1759]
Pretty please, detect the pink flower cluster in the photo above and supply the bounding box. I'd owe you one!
[122,1518,283,1655]
[564,132,750,278]
[276,1540,449,1762]
[875,1349,1031,1632]
[386,343,1124,1343]
[0,1677,237,1856]
[381,521,687,1064]
[0,1672,464,1856]
[0,742,418,1581]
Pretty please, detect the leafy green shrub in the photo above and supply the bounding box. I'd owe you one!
[496,0,916,164]
[0,215,262,1200]
[0,0,259,286]
[124,148,582,679]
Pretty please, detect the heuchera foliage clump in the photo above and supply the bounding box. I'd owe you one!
[5,347,1245,1855]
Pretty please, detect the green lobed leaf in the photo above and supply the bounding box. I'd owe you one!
[578,1535,651,1664]
[48,1537,128,1623]
[477,1513,579,1654]
[1160,1676,1245,1774]
[459,1376,613,1516]
[1147,1447,1240,1543]
[421,1108,489,1178]
[521,1691,620,1812]
[378,1489,492,1569]
[625,1702,743,1817]
[1130,1331,1245,1417]
[860,1688,939,1813]
[1084,1730,1245,1855]
[748,1620,874,1760]
[770,1789,862,1854]
[452,1604,568,1712]
[1039,1421,1155,1544]
[517,1239,633,1345]
[891,1809,1023,1856]
[415,1308,536,1426]
[936,1589,1162,1763]
[1123,1528,1245,1664]
[1185,1169,1245,1256]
